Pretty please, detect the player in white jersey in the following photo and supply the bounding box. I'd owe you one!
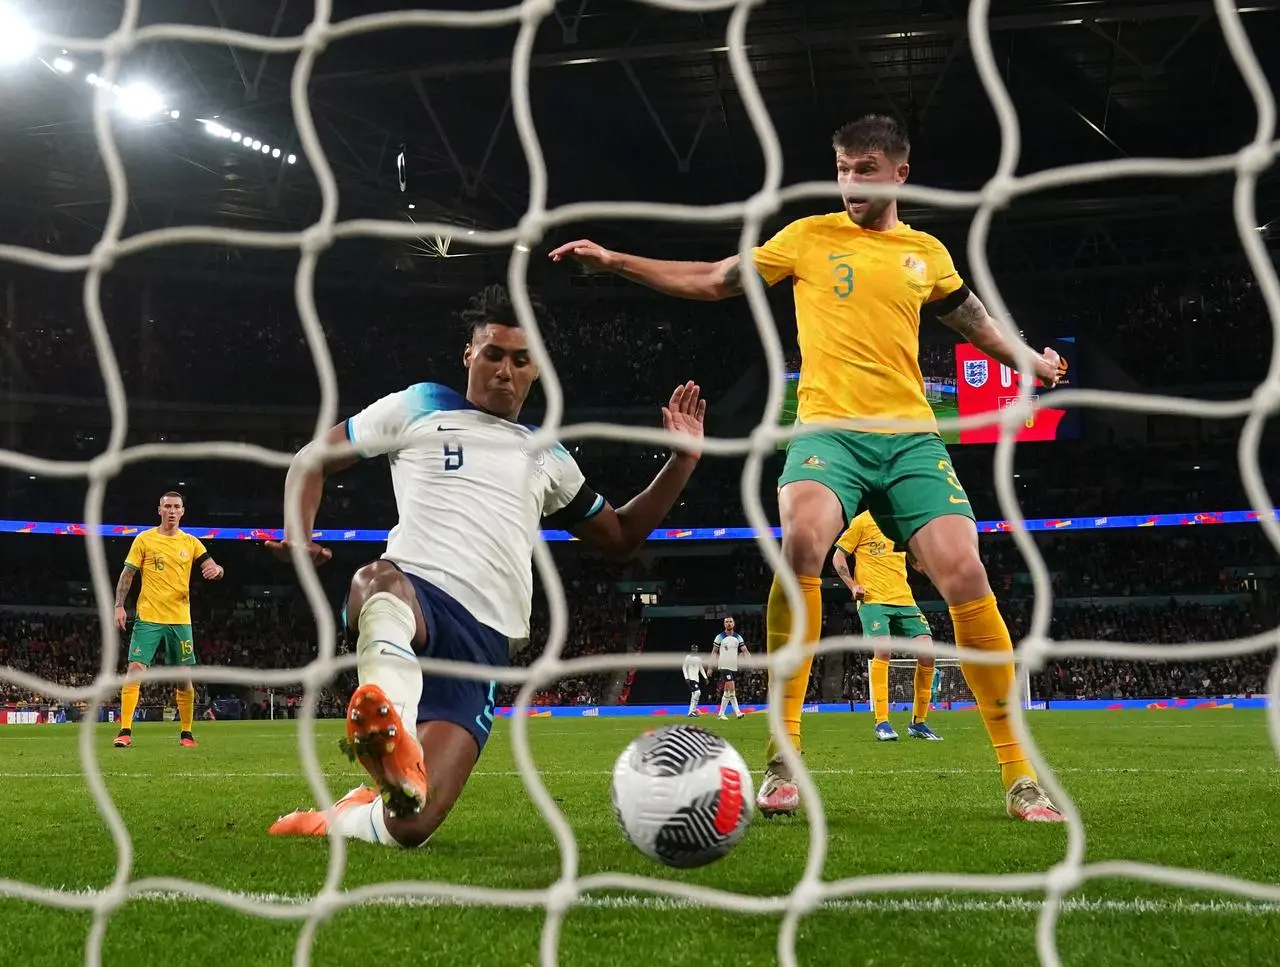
[267,285,706,848]
[683,644,708,716]
[712,616,749,720]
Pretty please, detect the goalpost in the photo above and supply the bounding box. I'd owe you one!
[0,2,1278,967]
[867,657,1036,712]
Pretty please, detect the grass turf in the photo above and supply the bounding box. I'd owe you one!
[0,711,1276,966]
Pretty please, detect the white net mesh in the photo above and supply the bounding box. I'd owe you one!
[0,1,1278,966]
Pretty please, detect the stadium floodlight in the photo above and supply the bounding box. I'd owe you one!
[0,9,36,66]
[286,154,296,164]
[85,72,98,85]
[52,57,74,74]
[250,139,261,150]
[117,82,165,118]
[261,143,271,154]
[231,133,241,143]
[169,109,180,120]
[271,148,281,158]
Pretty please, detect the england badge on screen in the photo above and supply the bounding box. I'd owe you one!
[963,359,989,388]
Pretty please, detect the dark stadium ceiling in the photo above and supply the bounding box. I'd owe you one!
[1,0,1279,287]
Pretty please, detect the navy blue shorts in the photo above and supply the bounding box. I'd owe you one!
[345,571,510,754]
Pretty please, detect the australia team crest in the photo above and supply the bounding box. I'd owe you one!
[964,359,989,388]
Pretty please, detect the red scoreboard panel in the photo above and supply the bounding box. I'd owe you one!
[953,337,1078,444]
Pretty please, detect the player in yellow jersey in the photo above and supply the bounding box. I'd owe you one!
[550,114,1066,822]
[112,492,224,748]
[833,511,941,742]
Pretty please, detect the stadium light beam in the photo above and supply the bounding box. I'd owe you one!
[117,82,165,118]
[52,56,74,74]
[0,9,36,66]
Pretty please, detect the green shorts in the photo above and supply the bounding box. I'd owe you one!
[857,603,932,639]
[128,620,196,667]
[778,430,975,546]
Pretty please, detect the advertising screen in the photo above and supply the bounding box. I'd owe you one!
[779,337,1078,446]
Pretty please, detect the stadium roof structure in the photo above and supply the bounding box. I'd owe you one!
[2,0,1280,288]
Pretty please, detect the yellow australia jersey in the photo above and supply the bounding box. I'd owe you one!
[835,512,915,607]
[752,212,965,431]
[124,528,208,625]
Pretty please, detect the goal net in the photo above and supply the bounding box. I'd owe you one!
[1,1,1278,967]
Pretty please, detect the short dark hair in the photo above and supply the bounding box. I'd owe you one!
[459,284,546,339]
[832,114,910,162]
[160,491,184,504]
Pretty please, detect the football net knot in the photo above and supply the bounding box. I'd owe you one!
[0,1,1277,966]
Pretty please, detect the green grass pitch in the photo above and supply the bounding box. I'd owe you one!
[0,711,1276,966]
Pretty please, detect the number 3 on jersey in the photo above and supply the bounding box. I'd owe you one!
[443,442,464,471]
[831,259,854,299]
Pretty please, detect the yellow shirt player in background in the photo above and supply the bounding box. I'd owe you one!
[112,491,224,749]
[550,113,1067,822]
[833,511,941,743]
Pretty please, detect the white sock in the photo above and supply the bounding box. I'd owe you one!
[330,794,417,848]
[718,691,728,715]
[356,592,422,730]
[688,688,700,713]
[730,692,740,714]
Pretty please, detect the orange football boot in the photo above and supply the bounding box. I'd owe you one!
[340,683,428,818]
[269,785,379,836]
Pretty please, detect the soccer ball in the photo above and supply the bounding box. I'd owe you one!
[610,725,753,868]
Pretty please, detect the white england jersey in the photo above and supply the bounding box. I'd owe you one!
[714,633,745,672]
[346,382,604,638]
[682,654,705,682]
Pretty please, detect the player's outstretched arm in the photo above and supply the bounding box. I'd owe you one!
[549,239,743,302]
[936,291,1069,387]
[570,381,705,559]
[113,565,136,631]
[831,548,865,602]
[266,423,358,566]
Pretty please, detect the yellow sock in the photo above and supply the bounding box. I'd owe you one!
[763,574,823,762]
[176,687,195,733]
[912,662,933,724]
[948,593,1036,789]
[869,657,890,723]
[119,682,140,730]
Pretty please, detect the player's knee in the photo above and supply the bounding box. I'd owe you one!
[779,525,828,576]
[924,545,989,604]
[392,808,446,849]
[348,562,418,630]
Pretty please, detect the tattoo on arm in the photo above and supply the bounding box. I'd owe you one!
[720,260,743,296]
[114,568,135,608]
[938,291,989,339]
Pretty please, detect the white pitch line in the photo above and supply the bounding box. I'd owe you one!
[2,765,1275,780]
[12,888,1279,917]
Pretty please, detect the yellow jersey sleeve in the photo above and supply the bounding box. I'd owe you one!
[925,236,964,304]
[124,535,146,570]
[751,218,808,286]
[834,517,863,555]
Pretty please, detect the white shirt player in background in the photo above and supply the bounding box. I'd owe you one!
[266,284,707,848]
[712,616,749,720]
[682,644,708,717]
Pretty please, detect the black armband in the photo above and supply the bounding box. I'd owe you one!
[194,553,211,567]
[543,483,606,529]
[926,283,971,318]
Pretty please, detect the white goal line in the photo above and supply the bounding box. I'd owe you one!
[9,888,1278,919]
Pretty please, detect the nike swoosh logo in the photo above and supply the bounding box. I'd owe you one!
[828,252,855,261]
[436,425,464,432]
[949,495,970,504]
